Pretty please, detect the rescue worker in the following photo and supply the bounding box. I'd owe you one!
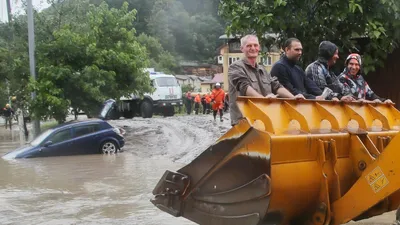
[185,91,193,115]
[271,38,325,100]
[201,94,207,114]
[338,53,393,103]
[228,34,304,126]
[305,41,354,101]
[205,93,211,114]
[211,83,225,122]
[3,104,14,130]
[194,94,201,115]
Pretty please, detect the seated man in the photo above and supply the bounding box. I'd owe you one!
[338,53,393,103]
[271,38,324,100]
[305,41,354,101]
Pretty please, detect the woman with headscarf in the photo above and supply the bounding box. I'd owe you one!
[338,53,393,103]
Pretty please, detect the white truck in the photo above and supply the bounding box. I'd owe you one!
[99,70,183,119]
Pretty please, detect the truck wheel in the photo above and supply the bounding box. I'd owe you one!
[141,101,153,118]
[163,106,175,117]
[123,111,134,119]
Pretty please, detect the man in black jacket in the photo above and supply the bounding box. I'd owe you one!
[271,38,324,100]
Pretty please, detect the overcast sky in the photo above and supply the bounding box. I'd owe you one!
[0,0,50,23]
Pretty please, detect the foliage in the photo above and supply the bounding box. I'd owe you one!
[219,0,400,74]
[181,84,194,94]
[0,0,225,123]
[137,33,179,73]
[99,0,225,62]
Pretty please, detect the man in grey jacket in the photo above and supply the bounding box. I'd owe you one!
[228,34,304,126]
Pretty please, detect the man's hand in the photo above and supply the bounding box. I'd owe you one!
[373,99,382,103]
[294,94,305,100]
[265,93,277,99]
[340,95,354,102]
[384,99,394,104]
[315,95,325,100]
[358,98,373,103]
[332,97,340,102]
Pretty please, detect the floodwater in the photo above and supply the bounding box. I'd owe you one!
[0,115,397,225]
[0,115,229,225]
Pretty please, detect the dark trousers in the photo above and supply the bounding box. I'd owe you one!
[194,103,200,115]
[213,109,223,121]
[4,116,12,129]
[186,102,192,114]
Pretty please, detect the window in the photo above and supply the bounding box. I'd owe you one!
[49,129,72,144]
[266,56,272,65]
[218,56,222,61]
[155,77,178,87]
[74,124,100,138]
[31,129,53,146]
[228,56,241,65]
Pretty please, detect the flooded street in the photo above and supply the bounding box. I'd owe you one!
[0,114,228,225]
[0,115,397,225]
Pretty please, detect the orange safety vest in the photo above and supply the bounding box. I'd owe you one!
[211,88,225,104]
[194,94,201,103]
[205,94,212,104]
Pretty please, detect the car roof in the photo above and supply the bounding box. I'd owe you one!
[52,119,105,130]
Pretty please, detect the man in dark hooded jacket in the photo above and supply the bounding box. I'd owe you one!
[305,41,354,101]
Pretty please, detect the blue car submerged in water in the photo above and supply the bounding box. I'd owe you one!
[3,119,125,159]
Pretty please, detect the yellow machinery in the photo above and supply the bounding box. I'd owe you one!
[151,97,400,225]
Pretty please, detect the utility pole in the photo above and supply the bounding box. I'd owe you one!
[6,0,12,23]
[5,0,12,112]
[27,0,41,137]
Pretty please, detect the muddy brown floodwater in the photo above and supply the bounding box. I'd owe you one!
[0,114,397,225]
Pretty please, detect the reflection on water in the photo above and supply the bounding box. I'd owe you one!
[0,130,194,225]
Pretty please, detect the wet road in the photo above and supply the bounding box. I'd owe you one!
[0,115,397,225]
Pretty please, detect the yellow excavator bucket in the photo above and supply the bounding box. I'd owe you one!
[151,97,400,225]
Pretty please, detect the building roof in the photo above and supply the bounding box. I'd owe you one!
[175,75,207,81]
[201,73,224,84]
[175,75,189,80]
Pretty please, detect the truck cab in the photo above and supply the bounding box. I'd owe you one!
[100,70,183,120]
[140,73,183,117]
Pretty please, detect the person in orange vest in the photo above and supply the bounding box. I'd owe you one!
[211,83,225,122]
[205,93,212,114]
[194,94,201,115]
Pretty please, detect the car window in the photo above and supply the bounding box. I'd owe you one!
[48,129,72,144]
[74,124,100,138]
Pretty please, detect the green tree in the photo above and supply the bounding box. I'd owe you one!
[137,33,179,73]
[219,0,400,73]
[31,2,151,123]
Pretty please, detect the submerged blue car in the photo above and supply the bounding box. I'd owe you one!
[3,119,125,159]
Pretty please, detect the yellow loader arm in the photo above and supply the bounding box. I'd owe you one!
[151,98,400,225]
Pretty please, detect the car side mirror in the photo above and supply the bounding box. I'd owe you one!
[44,141,53,147]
